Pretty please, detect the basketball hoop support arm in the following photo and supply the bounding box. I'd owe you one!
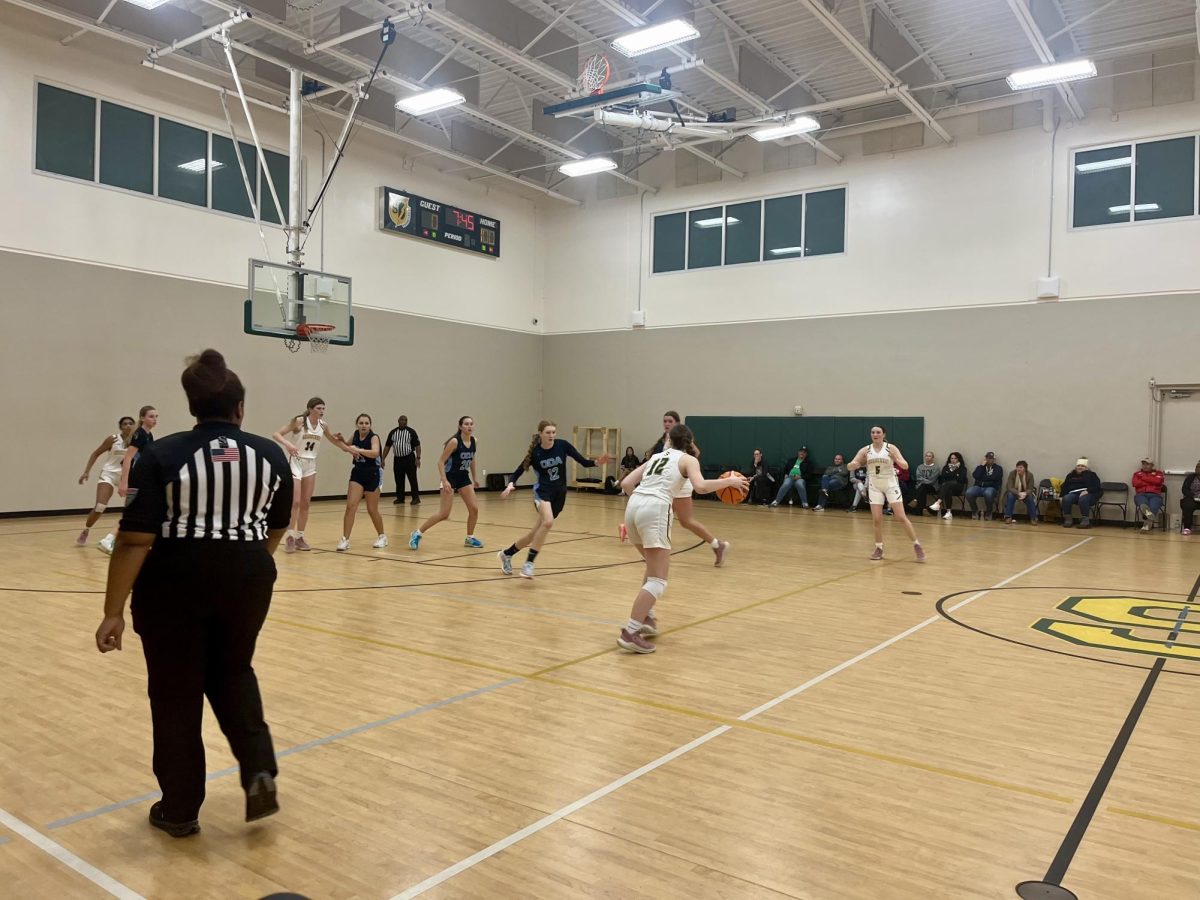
[288,68,303,267]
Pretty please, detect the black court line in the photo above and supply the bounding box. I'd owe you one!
[1016,569,1200,899]
[935,586,1200,679]
[0,542,706,595]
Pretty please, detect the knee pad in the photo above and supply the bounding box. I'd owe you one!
[93,503,107,513]
[642,577,667,600]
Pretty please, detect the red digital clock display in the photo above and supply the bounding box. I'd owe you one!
[447,208,475,231]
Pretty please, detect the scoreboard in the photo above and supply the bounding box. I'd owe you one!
[380,187,500,257]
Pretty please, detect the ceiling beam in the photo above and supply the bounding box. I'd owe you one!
[872,0,948,83]
[1004,0,1086,120]
[794,0,953,143]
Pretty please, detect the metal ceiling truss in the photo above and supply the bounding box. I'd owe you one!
[1005,0,1086,120]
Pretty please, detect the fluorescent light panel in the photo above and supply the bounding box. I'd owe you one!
[558,157,618,177]
[769,247,804,255]
[611,18,700,57]
[177,158,223,173]
[1006,59,1096,90]
[693,217,740,228]
[1109,203,1160,214]
[122,0,173,8]
[1075,156,1131,173]
[395,88,465,115]
[750,116,820,142]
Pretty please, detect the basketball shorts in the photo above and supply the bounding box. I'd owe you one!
[98,467,122,488]
[446,471,473,492]
[625,494,673,549]
[350,467,381,492]
[291,456,318,479]
[533,486,567,519]
[868,482,904,505]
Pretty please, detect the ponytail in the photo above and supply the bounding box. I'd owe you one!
[521,420,555,469]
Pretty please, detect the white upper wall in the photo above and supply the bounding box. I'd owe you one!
[0,7,544,332]
[541,95,1200,334]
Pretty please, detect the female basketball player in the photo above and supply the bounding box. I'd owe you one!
[335,414,388,552]
[498,420,610,578]
[99,405,158,555]
[273,398,355,551]
[650,411,730,566]
[618,424,748,653]
[846,426,925,563]
[76,416,135,546]
[409,416,482,550]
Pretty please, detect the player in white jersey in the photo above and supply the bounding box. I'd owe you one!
[75,415,136,546]
[644,411,730,566]
[617,424,748,654]
[273,396,355,551]
[846,425,925,563]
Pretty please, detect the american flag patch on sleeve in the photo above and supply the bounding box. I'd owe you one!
[211,439,241,463]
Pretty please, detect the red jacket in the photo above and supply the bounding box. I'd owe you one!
[1132,469,1165,494]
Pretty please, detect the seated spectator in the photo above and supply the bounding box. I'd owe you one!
[1003,460,1038,525]
[1132,457,1165,533]
[619,446,640,481]
[746,448,775,505]
[909,451,939,515]
[813,454,849,511]
[882,464,910,516]
[770,447,812,508]
[1060,458,1103,528]
[848,464,868,513]
[965,452,1003,521]
[1182,460,1200,536]
[929,452,967,520]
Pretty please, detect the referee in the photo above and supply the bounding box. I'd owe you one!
[382,414,421,504]
[95,349,293,838]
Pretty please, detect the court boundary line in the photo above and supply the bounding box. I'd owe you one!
[0,807,143,899]
[388,537,1095,898]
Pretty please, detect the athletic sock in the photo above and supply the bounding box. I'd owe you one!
[875,542,884,550]
[625,618,643,633]
[504,543,519,557]
[526,548,539,562]
[710,538,720,549]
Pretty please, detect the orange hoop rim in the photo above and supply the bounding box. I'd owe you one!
[296,323,336,337]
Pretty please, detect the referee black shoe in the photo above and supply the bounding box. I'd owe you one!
[245,772,279,822]
[148,802,199,838]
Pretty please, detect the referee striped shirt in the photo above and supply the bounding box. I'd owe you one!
[386,425,420,458]
[121,422,293,541]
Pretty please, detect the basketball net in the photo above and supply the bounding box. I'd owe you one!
[579,54,611,95]
[295,323,334,353]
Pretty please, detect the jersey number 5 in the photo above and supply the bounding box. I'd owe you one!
[647,458,669,476]
[874,464,882,475]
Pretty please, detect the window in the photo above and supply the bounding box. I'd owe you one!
[211,135,258,218]
[34,82,289,226]
[99,102,154,195]
[157,119,209,208]
[35,83,95,181]
[763,194,803,259]
[805,188,846,256]
[1134,137,1195,221]
[688,206,724,269]
[652,212,686,273]
[651,186,846,274]
[1072,136,1200,227]
[724,200,761,265]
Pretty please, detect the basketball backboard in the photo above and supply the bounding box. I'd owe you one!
[244,258,354,347]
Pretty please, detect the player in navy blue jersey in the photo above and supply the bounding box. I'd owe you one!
[498,420,611,578]
[98,404,158,556]
[335,414,388,552]
[409,415,482,550]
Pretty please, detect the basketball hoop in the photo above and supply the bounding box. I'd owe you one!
[579,54,611,95]
[295,323,335,353]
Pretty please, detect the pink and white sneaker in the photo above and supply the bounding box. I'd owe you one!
[870,547,884,561]
[295,536,312,551]
[714,540,730,567]
[639,616,659,637]
[1183,528,1193,536]
[617,628,656,653]
[75,530,89,547]
[285,535,296,553]
[914,543,926,563]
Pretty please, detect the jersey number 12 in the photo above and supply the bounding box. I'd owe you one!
[646,457,669,476]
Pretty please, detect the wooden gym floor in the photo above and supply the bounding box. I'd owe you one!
[1,492,1197,899]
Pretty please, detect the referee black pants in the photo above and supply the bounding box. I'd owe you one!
[393,453,419,502]
[131,543,277,823]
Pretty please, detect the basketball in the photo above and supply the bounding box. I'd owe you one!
[716,471,746,505]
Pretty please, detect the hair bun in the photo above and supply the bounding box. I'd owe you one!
[197,348,227,371]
